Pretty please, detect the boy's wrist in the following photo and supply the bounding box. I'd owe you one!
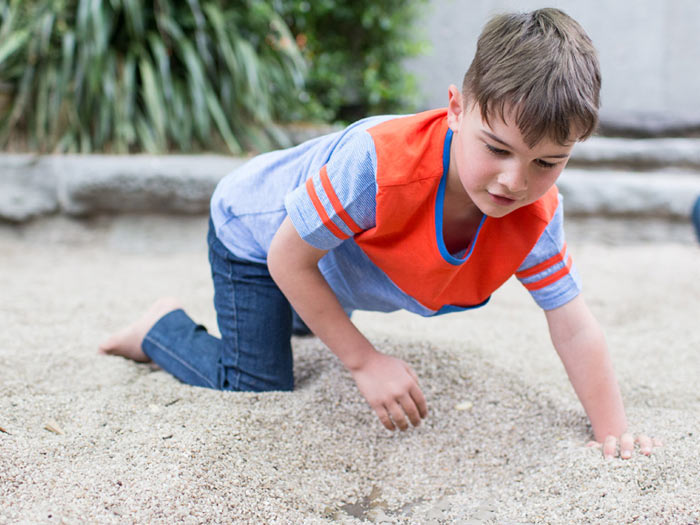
[591,415,628,443]
[339,342,379,372]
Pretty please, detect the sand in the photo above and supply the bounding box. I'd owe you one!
[1,215,699,524]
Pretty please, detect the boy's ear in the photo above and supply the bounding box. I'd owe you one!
[446,84,464,132]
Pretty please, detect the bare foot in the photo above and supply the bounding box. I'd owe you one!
[99,297,183,363]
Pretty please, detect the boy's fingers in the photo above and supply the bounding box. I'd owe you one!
[637,434,653,455]
[603,435,617,459]
[376,407,395,431]
[588,434,659,458]
[620,433,634,459]
[398,394,422,427]
[386,402,409,431]
[409,385,428,419]
[400,362,427,419]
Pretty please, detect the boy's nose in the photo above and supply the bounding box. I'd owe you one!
[498,166,528,195]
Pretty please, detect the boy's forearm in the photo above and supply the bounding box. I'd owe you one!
[557,327,627,441]
[546,296,627,442]
[274,260,375,370]
[268,219,376,371]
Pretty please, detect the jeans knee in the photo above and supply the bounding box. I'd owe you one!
[220,366,293,392]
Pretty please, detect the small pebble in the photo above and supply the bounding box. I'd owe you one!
[44,421,64,435]
[454,401,473,411]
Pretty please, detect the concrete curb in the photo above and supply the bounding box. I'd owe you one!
[1,150,700,223]
[597,112,700,139]
[570,136,700,171]
[557,169,700,219]
[0,154,245,222]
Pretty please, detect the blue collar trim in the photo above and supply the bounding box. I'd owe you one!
[435,128,486,266]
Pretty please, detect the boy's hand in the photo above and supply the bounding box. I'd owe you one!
[586,432,663,460]
[350,352,428,431]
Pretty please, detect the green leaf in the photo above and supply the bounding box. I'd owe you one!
[179,38,209,138]
[187,0,213,69]
[95,52,117,148]
[135,113,159,153]
[122,50,137,120]
[7,63,34,125]
[139,56,166,150]
[38,10,55,56]
[90,0,110,54]
[0,0,22,41]
[147,32,173,103]
[0,28,28,67]
[203,85,242,154]
[202,3,240,79]
[122,0,144,36]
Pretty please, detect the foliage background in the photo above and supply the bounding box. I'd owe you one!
[279,0,426,123]
[0,0,427,154]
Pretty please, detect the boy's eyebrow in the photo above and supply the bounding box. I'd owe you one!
[481,130,571,158]
[482,130,512,149]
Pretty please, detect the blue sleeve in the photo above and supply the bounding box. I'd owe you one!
[284,130,378,250]
[516,196,582,310]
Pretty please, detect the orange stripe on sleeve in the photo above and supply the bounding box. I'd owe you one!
[306,177,349,240]
[515,242,568,280]
[319,167,363,234]
[522,255,573,291]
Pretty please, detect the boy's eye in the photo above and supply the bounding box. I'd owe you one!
[485,143,509,156]
[535,159,557,169]
[485,142,560,169]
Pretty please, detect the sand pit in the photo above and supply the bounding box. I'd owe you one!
[1,215,699,524]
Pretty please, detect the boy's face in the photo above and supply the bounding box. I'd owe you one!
[446,85,575,218]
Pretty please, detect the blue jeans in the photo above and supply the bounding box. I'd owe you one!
[142,221,294,391]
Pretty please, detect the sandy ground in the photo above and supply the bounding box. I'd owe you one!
[1,215,699,524]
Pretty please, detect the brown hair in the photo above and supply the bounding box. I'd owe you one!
[462,8,601,147]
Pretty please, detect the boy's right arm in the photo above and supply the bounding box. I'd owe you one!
[268,216,428,431]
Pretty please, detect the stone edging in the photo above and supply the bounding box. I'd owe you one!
[570,136,700,171]
[557,170,700,219]
[0,154,245,222]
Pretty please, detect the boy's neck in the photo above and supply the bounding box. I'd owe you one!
[444,155,482,227]
[442,168,483,255]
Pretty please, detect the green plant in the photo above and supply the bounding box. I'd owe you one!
[278,0,428,123]
[0,1,428,154]
[0,0,307,153]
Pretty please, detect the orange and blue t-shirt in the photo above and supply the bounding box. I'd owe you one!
[210,110,580,316]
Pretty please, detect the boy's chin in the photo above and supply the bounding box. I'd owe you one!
[479,203,520,218]
[483,210,513,218]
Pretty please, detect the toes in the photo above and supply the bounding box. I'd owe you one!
[97,326,150,362]
[98,335,120,354]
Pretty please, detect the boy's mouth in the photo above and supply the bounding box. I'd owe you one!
[488,192,517,206]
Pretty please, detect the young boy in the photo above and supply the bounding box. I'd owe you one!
[101,8,657,459]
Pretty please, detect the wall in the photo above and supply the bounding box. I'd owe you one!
[406,0,700,130]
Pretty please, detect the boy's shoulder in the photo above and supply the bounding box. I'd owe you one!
[364,109,449,185]
[366,108,447,144]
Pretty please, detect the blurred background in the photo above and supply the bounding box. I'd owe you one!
[2,0,700,155]
[409,0,700,138]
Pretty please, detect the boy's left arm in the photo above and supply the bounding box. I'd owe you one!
[545,294,657,459]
